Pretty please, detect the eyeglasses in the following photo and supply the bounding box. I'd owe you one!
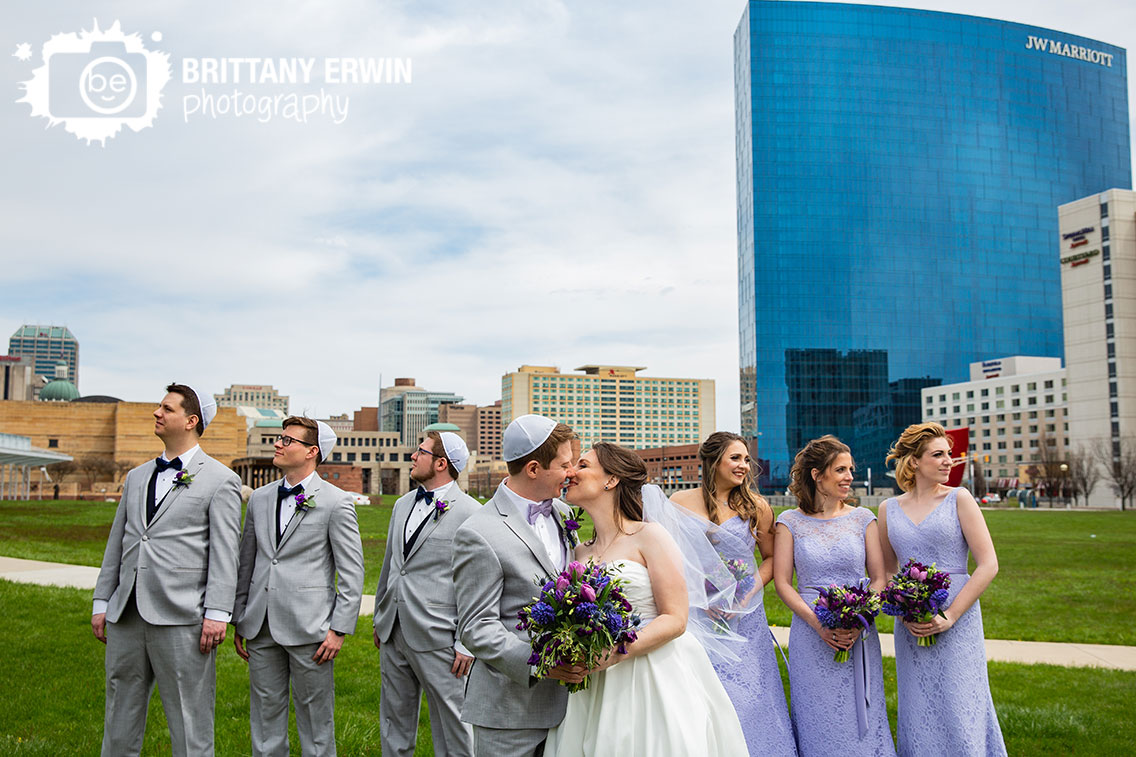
[414,446,438,458]
[276,434,319,449]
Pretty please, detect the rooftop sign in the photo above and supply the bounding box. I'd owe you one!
[1027,37,1113,67]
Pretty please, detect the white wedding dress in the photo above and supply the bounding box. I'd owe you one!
[544,560,747,756]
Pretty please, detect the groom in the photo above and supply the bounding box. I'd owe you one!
[452,414,579,757]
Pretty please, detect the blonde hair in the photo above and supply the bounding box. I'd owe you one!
[789,435,852,514]
[886,422,952,492]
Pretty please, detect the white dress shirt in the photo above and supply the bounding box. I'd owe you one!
[94,446,233,622]
[404,481,456,547]
[498,482,567,571]
[277,470,318,541]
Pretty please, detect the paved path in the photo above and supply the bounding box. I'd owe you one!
[4,556,1134,672]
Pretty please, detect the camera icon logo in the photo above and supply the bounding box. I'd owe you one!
[18,20,171,145]
[49,42,148,118]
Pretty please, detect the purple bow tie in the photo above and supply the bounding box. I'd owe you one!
[527,499,554,524]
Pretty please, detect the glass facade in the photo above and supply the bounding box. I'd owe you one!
[735,2,1131,488]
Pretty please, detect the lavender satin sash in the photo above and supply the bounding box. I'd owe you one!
[852,625,872,738]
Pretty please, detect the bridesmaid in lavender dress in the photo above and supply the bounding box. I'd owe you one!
[773,436,895,757]
[879,422,1007,757]
[671,432,797,757]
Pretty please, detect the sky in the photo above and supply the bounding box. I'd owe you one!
[2,0,1134,429]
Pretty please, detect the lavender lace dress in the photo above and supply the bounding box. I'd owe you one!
[777,507,895,757]
[710,517,797,756]
[884,489,1007,757]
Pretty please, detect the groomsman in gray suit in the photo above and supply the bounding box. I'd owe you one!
[92,383,242,757]
[374,430,479,756]
[233,416,365,757]
[452,415,581,757]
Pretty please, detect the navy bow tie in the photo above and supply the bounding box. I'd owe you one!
[415,486,434,504]
[527,499,554,524]
[279,483,304,500]
[154,457,182,472]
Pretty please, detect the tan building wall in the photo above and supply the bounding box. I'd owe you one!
[502,364,715,449]
[438,403,478,450]
[1060,189,1136,506]
[0,399,246,496]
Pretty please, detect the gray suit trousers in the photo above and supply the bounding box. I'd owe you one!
[380,621,473,757]
[472,725,548,757]
[247,623,336,757]
[102,597,215,757]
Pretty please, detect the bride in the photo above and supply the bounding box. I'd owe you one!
[544,443,747,756]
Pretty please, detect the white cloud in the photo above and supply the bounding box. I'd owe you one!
[1,0,1132,434]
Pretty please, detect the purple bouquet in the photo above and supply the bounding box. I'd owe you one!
[812,583,882,663]
[881,559,952,647]
[516,560,641,692]
[704,558,757,634]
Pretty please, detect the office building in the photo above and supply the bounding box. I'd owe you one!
[501,365,714,449]
[921,357,1068,487]
[380,378,464,446]
[8,325,79,394]
[1,355,35,401]
[1060,189,1136,505]
[214,384,289,415]
[735,2,1131,487]
[477,400,503,459]
[636,444,701,492]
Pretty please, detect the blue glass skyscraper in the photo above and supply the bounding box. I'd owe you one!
[735,1,1130,488]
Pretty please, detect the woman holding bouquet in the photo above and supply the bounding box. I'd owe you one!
[671,432,796,756]
[773,435,895,756]
[544,443,746,756]
[879,422,1006,756]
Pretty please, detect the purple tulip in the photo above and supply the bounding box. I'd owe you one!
[555,575,570,591]
[580,583,596,602]
[568,561,586,579]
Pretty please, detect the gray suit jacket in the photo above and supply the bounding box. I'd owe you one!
[374,484,481,651]
[451,481,570,730]
[94,452,242,625]
[233,476,365,647]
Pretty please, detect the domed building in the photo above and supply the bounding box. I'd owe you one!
[39,362,79,402]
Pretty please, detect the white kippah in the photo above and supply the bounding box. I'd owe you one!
[185,384,217,429]
[502,414,558,462]
[439,431,470,473]
[316,421,337,461]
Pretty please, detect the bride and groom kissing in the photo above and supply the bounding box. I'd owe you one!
[453,414,747,756]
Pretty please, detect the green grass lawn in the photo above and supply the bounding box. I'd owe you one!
[4,500,1133,644]
[1,580,1133,756]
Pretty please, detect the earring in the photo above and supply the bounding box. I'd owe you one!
[603,484,610,490]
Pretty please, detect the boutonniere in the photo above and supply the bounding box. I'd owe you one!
[432,498,451,522]
[563,507,585,547]
[173,470,194,488]
[295,492,316,512]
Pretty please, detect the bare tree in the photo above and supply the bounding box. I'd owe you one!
[1094,436,1136,511]
[76,454,116,491]
[971,459,988,498]
[1065,446,1102,508]
[1033,428,1066,507]
[48,460,77,484]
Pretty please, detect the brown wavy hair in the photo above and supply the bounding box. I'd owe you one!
[886,422,952,492]
[789,435,853,514]
[591,442,646,534]
[698,431,771,540]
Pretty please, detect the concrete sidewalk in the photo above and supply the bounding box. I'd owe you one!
[4,555,1134,672]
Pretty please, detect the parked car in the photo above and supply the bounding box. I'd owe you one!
[348,492,371,506]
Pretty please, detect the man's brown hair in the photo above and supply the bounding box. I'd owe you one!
[283,416,322,464]
[166,383,205,436]
[506,423,576,476]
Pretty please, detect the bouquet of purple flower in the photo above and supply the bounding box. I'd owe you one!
[812,583,882,663]
[516,560,641,692]
[880,559,952,647]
